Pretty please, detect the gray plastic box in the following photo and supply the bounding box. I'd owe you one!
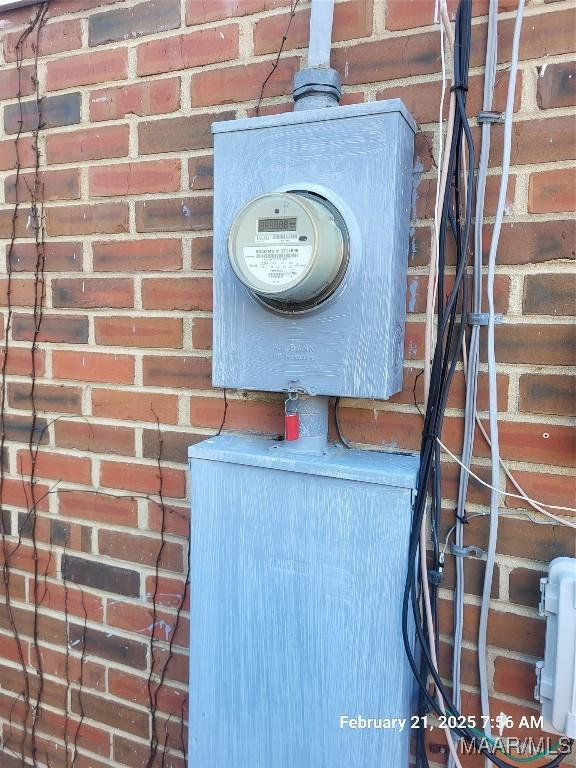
[211,100,416,400]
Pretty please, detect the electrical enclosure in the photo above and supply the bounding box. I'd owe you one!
[212,100,416,400]
[187,434,419,767]
[536,557,576,738]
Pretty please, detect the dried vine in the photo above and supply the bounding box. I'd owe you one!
[256,0,301,115]
[0,5,190,766]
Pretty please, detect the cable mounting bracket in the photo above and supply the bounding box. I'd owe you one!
[467,312,504,327]
[448,544,486,560]
[478,110,505,124]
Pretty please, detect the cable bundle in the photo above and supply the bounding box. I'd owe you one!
[403,2,572,767]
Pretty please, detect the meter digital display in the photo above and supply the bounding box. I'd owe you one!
[258,217,297,233]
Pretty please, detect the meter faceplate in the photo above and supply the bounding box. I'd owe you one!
[228,191,348,310]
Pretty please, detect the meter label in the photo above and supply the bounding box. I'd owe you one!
[254,233,299,243]
[243,245,312,286]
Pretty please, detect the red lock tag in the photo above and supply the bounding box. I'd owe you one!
[285,412,299,441]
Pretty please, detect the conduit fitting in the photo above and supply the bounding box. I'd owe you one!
[293,67,342,111]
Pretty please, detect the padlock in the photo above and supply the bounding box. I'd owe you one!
[285,412,299,441]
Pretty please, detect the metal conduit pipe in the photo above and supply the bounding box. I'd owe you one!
[293,0,342,110]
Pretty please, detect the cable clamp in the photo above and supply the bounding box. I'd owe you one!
[448,544,486,560]
[450,83,469,93]
[455,511,469,525]
[478,110,505,124]
[467,312,504,327]
[427,569,443,586]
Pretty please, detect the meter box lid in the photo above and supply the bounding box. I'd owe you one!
[211,100,416,400]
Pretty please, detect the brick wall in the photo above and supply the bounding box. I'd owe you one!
[0,0,574,766]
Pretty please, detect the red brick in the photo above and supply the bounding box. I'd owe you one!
[95,316,182,349]
[529,168,576,213]
[46,203,129,236]
[0,65,35,100]
[385,0,517,31]
[509,567,547,609]
[0,277,39,307]
[88,0,181,46]
[144,574,189,611]
[485,323,576,366]
[523,273,576,316]
[17,449,91,485]
[100,460,186,497]
[67,621,147,669]
[2,543,56,578]
[12,312,89,344]
[48,518,92,553]
[8,382,82,414]
[143,355,211,390]
[191,317,212,349]
[186,0,290,24]
[188,154,213,190]
[36,581,103,623]
[4,19,82,62]
[138,111,234,154]
[90,78,180,121]
[52,277,133,309]
[1,478,50,510]
[0,347,45,376]
[148,501,190,538]
[46,125,129,164]
[55,420,135,457]
[0,207,38,238]
[519,374,575,417]
[92,388,179,424]
[492,422,575,469]
[137,25,239,76]
[35,644,105,693]
[494,656,537,702]
[4,92,81,134]
[417,175,515,219]
[406,274,509,315]
[190,57,300,107]
[0,136,36,171]
[332,31,439,86]
[254,1,372,55]
[89,159,181,197]
[495,8,576,66]
[191,236,213,269]
[99,530,183,571]
[190,396,283,434]
[142,277,212,310]
[46,49,127,91]
[9,242,82,272]
[53,350,135,384]
[143,428,199,464]
[135,196,212,233]
[47,0,123,14]
[537,61,576,110]
[71,690,149,738]
[92,238,182,272]
[438,599,545,656]
[378,70,521,125]
[487,115,576,168]
[59,489,138,526]
[108,668,187,711]
[486,220,575,265]
[504,470,576,516]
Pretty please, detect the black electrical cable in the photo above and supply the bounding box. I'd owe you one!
[402,3,572,767]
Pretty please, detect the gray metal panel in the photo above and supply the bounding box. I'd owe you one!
[212,100,415,400]
[188,433,419,489]
[211,98,417,135]
[188,434,415,767]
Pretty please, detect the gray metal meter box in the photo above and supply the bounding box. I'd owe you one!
[212,100,416,400]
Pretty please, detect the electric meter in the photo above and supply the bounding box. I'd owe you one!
[228,191,349,311]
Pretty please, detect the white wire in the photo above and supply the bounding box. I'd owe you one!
[437,438,576,524]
